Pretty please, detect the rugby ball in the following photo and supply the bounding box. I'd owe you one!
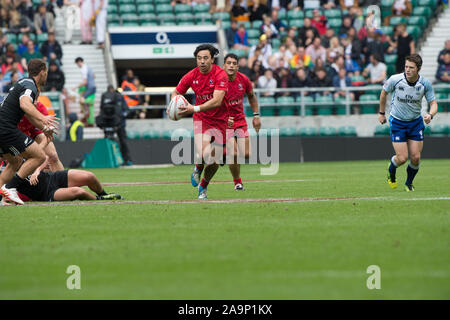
[168,95,188,121]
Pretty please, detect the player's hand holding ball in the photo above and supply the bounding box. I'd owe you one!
[168,95,190,120]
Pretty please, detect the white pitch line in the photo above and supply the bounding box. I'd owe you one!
[16,196,450,207]
[102,179,311,186]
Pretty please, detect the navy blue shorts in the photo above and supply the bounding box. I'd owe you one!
[389,115,425,143]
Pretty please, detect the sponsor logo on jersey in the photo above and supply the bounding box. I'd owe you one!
[398,86,404,91]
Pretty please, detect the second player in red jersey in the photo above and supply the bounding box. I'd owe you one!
[222,53,261,191]
[170,44,229,200]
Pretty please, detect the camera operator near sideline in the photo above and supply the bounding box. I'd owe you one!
[98,85,132,166]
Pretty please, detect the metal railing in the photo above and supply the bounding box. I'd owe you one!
[120,83,450,117]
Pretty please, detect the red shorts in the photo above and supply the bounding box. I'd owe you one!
[194,120,227,145]
[226,118,249,140]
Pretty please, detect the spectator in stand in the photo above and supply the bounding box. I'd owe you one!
[4,43,22,66]
[226,20,238,48]
[238,56,252,78]
[122,68,136,83]
[131,77,151,119]
[321,0,337,9]
[364,29,385,64]
[3,70,19,92]
[275,67,291,96]
[384,0,411,26]
[435,50,450,83]
[346,28,363,68]
[233,23,250,52]
[80,0,94,44]
[44,60,65,91]
[339,0,359,15]
[248,46,263,70]
[298,17,319,47]
[283,27,301,47]
[328,36,344,60]
[1,54,16,75]
[339,15,353,38]
[321,28,335,49]
[231,0,249,21]
[260,14,279,39]
[17,33,36,57]
[40,31,63,66]
[249,34,272,69]
[330,54,345,74]
[311,9,327,36]
[171,0,192,6]
[249,59,264,85]
[273,44,293,68]
[437,40,450,65]
[2,62,24,91]
[290,68,310,98]
[248,0,269,22]
[92,0,108,49]
[271,10,286,33]
[257,68,277,96]
[306,37,326,65]
[34,4,55,34]
[21,40,43,65]
[332,67,354,101]
[63,0,80,44]
[303,29,316,48]
[352,7,365,32]
[0,8,9,30]
[16,0,35,22]
[310,67,332,97]
[74,57,97,126]
[290,46,307,70]
[8,9,34,34]
[362,53,386,85]
[41,0,56,18]
[393,23,415,73]
[340,34,361,75]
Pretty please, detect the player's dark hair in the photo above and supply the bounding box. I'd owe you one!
[224,53,238,63]
[27,58,47,77]
[194,44,219,59]
[75,57,84,63]
[371,53,381,62]
[405,54,423,70]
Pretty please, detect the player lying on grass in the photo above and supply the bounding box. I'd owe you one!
[0,159,122,205]
[222,53,261,191]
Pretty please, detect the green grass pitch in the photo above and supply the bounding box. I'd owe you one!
[0,160,449,299]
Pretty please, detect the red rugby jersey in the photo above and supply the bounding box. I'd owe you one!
[224,72,253,122]
[176,64,228,124]
[17,102,49,135]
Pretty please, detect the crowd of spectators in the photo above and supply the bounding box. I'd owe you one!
[223,0,424,107]
[436,40,450,83]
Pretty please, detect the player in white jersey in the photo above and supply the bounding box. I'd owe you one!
[378,54,438,191]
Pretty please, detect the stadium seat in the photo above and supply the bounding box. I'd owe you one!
[289,20,304,28]
[424,126,431,136]
[139,13,157,23]
[252,20,263,29]
[299,127,317,136]
[221,21,231,29]
[407,16,426,28]
[259,97,276,116]
[277,96,296,116]
[122,20,140,26]
[120,4,136,14]
[387,64,396,77]
[389,16,407,26]
[279,127,298,137]
[155,4,173,14]
[37,33,48,45]
[160,20,177,26]
[228,48,246,58]
[305,9,320,19]
[327,18,342,34]
[287,10,304,20]
[316,95,333,115]
[139,4,154,13]
[334,96,348,115]
[140,21,158,26]
[418,0,437,10]
[374,125,390,136]
[118,0,134,4]
[193,3,210,13]
[154,0,171,3]
[174,4,191,14]
[127,130,141,139]
[247,29,261,39]
[6,33,17,44]
[271,38,281,50]
[108,5,118,14]
[319,126,337,136]
[430,124,448,136]
[381,0,394,18]
[248,38,259,46]
[384,54,397,65]
[412,7,432,19]
[338,126,357,137]
[350,75,366,86]
[406,26,420,41]
[324,9,341,19]
[380,26,393,37]
[359,94,378,114]
[161,130,172,139]
[158,13,176,23]
[213,12,230,21]
[296,95,314,116]
[136,0,153,4]
[176,13,194,22]
[178,21,194,26]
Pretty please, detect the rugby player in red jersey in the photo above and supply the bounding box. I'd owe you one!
[170,44,228,199]
[222,53,261,190]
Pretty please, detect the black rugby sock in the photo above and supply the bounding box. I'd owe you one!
[6,174,26,189]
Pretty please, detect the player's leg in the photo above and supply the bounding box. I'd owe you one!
[0,154,22,187]
[404,139,423,191]
[197,133,217,199]
[228,136,242,190]
[53,187,96,201]
[229,126,250,190]
[35,134,64,171]
[191,132,205,187]
[387,142,409,188]
[67,169,122,199]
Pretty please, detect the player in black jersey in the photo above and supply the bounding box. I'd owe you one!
[0,59,59,205]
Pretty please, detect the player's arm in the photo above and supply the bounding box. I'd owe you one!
[20,96,59,133]
[247,89,261,132]
[29,155,49,186]
[171,88,182,100]
[378,89,388,124]
[423,100,437,124]
[179,89,226,115]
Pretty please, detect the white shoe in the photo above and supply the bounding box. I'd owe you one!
[1,197,15,206]
[198,185,208,199]
[0,185,24,205]
[234,183,244,191]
